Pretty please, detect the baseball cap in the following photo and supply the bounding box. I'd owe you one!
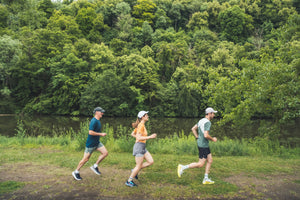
[93,107,105,113]
[205,107,217,114]
[138,111,149,118]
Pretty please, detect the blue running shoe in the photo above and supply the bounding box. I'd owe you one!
[125,181,137,187]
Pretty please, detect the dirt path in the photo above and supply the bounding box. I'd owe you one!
[0,163,299,200]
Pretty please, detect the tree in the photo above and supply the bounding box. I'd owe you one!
[187,11,209,31]
[75,7,97,35]
[38,0,54,19]
[79,70,139,116]
[47,10,82,40]
[219,5,254,43]
[132,0,157,26]
[0,35,22,90]
[89,43,115,72]
[142,21,153,46]
[0,4,9,29]
[154,8,170,29]
[17,0,48,29]
[168,2,182,31]
[207,58,300,127]
[116,53,161,108]
[0,35,22,113]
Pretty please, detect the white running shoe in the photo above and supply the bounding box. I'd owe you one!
[177,164,184,178]
[203,178,215,184]
[72,171,82,180]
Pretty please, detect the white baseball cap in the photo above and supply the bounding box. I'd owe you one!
[205,107,217,114]
[138,111,149,118]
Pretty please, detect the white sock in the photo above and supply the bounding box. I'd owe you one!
[93,164,98,168]
[128,177,133,182]
[75,170,79,174]
[183,165,189,170]
[204,174,208,179]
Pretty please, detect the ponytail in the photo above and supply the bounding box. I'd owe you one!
[132,118,141,128]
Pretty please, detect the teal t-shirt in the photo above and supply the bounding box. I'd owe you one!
[196,118,211,148]
[86,117,101,148]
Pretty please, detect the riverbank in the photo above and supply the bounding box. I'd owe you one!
[0,142,300,199]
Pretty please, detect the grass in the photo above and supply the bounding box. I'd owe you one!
[1,143,299,199]
[0,181,25,195]
[0,121,299,199]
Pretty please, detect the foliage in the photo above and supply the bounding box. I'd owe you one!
[0,0,299,141]
[3,123,299,158]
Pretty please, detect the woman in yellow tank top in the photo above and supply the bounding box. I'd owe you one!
[125,111,157,187]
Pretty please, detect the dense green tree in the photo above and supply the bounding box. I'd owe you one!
[47,10,82,40]
[79,70,139,116]
[132,0,157,26]
[0,35,22,89]
[76,7,97,35]
[168,2,182,31]
[89,43,115,72]
[0,35,21,113]
[154,8,170,29]
[0,35,22,113]
[0,0,298,132]
[152,36,190,82]
[0,4,9,29]
[187,11,209,30]
[38,0,54,19]
[116,53,161,108]
[219,5,254,43]
[141,21,153,46]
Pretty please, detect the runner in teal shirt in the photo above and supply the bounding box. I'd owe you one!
[72,107,108,181]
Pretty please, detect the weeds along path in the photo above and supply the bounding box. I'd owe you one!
[0,162,300,200]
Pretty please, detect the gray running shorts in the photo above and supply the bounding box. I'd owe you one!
[84,142,104,154]
[133,142,148,157]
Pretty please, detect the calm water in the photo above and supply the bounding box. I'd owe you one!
[0,115,299,146]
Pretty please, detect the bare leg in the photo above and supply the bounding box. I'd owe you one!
[188,158,206,169]
[205,154,213,174]
[95,146,108,165]
[141,151,154,169]
[76,152,91,171]
[130,156,144,179]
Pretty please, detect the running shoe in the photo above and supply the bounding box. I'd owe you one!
[203,178,215,184]
[72,171,82,181]
[125,180,137,187]
[177,164,184,178]
[90,166,101,175]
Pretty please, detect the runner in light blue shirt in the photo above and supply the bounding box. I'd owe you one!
[177,107,218,184]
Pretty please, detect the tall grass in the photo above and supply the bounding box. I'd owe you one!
[1,121,299,158]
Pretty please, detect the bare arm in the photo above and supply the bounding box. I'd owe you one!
[136,133,156,141]
[191,124,199,138]
[89,130,107,137]
[204,131,217,142]
[131,130,136,138]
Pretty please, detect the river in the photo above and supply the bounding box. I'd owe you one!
[0,115,299,147]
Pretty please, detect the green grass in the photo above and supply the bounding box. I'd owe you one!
[0,181,25,194]
[1,121,299,199]
[1,144,299,199]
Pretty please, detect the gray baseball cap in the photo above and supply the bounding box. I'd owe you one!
[93,107,105,114]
